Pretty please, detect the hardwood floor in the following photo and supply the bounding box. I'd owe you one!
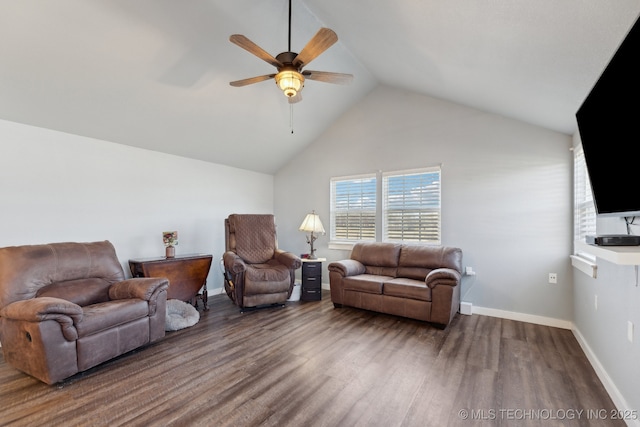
[0,291,623,427]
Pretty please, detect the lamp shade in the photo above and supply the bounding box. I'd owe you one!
[299,212,325,234]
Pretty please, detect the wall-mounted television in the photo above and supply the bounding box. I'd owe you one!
[575,15,640,217]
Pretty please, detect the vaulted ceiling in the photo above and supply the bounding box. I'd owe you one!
[1,1,639,174]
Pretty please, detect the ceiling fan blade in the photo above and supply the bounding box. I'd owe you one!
[302,70,353,85]
[288,92,302,104]
[229,35,283,68]
[229,74,276,87]
[292,28,338,68]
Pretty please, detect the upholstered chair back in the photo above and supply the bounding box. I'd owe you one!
[0,241,125,310]
[225,214,278,264]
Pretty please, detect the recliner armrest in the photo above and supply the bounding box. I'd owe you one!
[0,297,83,340]
[328,259,366,277]
[109,278,169,301]
[223,251,246,273]
[425,268,462,289]
[274,250,302,269]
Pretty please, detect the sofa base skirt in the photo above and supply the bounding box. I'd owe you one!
[77,317,150,372]
[341,290,433,323]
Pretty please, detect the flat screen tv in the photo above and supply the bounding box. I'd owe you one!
[576,15,640,217]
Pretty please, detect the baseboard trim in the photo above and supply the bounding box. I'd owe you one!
[572,327,640,427]
[470,305,573,330]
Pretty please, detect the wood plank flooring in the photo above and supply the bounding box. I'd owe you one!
[0,291,623,427]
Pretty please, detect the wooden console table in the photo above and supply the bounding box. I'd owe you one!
[129,253,213,311]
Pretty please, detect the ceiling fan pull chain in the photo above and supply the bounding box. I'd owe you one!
[290,104,294,134]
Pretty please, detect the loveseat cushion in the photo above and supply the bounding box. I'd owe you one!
[343,274,391,295]
[397,245,433,280]
[36,278,111,307]
[401,245,462,270]
[351,243,401,268]
[75,299,149,338]
[383,278,432,302]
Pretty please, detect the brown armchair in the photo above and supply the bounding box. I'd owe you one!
[0,241,169,384]
[223,214,301,311]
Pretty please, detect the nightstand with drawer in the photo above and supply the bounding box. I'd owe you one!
[301,258,325,301]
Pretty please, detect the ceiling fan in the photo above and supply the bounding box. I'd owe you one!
[229,0,353,103]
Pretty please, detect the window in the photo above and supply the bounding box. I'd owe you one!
[330,174,377,242]
[330,166,442,245]
[383,167,441,243]
[574,144,596,246]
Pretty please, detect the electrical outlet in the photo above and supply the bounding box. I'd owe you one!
[628,321,634,343]
[595,294,598,311]
[460,302,473,315]
[548,273,557,284]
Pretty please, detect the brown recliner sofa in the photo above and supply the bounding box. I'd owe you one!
[0,241,169,384]
[328,242,463,328]
[223,214,301,311]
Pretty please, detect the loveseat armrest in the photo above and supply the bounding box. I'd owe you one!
[275,249,302,270]
[223,251,246,274]
[0,297,83,341]
[328,259,366,277]
[425,268,462,289]
[108,278,169,301]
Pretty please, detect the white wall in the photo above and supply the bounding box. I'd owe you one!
[0,119,274,292]
[274,85,574,323]
[572,135,640,419]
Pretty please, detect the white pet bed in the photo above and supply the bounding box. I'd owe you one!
[165,299,200,331]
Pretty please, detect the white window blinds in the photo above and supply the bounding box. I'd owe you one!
[574,145,596,244]
[382,167,441,243]
[330,174,377,241]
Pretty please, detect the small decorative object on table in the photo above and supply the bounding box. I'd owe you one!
[163,231,178,258]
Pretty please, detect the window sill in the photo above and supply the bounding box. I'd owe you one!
[570,254,597,278]
[328,241,355,251]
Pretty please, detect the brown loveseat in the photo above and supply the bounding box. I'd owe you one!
[328,242,463,328]
[0,241,169,384]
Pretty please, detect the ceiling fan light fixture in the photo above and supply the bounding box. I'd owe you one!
[275,70,304,97]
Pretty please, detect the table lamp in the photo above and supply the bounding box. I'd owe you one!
[299,211,325,259]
